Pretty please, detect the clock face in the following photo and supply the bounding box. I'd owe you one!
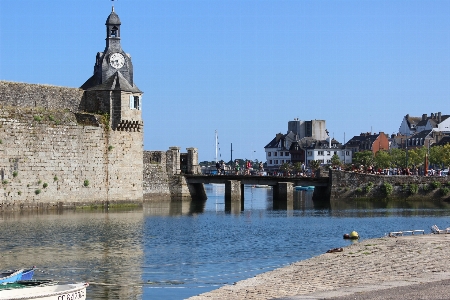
[110,53,125,69]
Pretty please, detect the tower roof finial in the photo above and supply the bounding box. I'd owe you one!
[112,0,115,12]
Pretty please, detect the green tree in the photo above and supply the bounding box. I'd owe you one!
[309,160,321,177]
[442,144,450,170]
[353,151,374,169]
[330,154,341,167]
[373,150,391,170]
[408,147,427,168]
[280,163,292,175]
[390,148,406,168]
[293,162,303,174]
[429,145,444,168]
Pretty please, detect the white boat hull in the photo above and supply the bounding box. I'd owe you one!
[0,282,88,300]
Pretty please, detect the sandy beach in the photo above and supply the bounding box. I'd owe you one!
[187,234,450,300]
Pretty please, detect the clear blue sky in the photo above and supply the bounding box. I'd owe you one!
[1,0,450,163]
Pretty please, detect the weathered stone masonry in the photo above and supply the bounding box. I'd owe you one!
[143,148,204,200]
[0,81,143,209]
[329,169,450,201]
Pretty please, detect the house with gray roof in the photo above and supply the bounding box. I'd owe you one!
[398,112,450,136]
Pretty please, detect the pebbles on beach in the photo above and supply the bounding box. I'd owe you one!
[188,235,450,299]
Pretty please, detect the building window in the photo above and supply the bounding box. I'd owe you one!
[269,160,272,164]
[307,151,312,156]
[327,151,331,156]
[274,152,278,156]
[334,151,337,155]
[268,152,271,157]
[280,152,283,157]
[274,160,278,164]
[110,26,118,37]
[129,95,141,110]
[346,151,350,156]
[281,160,284,164]
[318,151,324,156]
[285,152,289,156]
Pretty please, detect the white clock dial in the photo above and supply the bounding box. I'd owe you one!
[110,53,125,69]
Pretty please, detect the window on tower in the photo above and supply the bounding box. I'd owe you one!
[129,95,141,110]
[110,26,118,37]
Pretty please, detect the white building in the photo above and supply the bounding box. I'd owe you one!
[399,112,450,136]
[264,130,352,170]
[304,138,352,167]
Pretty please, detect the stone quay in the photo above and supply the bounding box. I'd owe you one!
[188,234,450,299]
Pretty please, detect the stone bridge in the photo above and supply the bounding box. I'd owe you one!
[182,174,330,210]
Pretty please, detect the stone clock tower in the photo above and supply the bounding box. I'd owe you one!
[81,6,142,132]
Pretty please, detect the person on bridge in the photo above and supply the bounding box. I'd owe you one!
[215,161,221,175]
[246,160,252,175]
[235,160,240,175]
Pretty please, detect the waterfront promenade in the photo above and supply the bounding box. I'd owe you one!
[188,234,450,299]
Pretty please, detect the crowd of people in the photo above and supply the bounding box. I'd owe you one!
[344,164,448,176]
[214,160,265,175]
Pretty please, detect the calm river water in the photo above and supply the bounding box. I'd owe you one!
[2,184,450,299]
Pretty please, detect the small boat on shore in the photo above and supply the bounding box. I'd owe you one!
[0,280,54,291]
[254,185,270,188]
[20,267,35,281]
[0,267,35,284]
[0,282,88,300]
[295,186,314,191]
[0,270,23,284]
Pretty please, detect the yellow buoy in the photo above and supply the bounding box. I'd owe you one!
[349,231,359,239]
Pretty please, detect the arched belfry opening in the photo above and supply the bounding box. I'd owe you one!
[110,26,119,38]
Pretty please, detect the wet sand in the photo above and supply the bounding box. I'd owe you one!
[187,234,450,300]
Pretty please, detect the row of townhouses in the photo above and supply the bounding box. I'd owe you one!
[264,112,450,170]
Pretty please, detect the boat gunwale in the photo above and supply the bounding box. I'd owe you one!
[0,270,24,283]
[0,282,88,300]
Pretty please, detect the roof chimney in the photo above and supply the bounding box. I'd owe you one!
[431,113,435,119]
[422,114,427,121]
[438,112,442,122]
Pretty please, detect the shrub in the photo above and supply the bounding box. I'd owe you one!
[356,187,362,193]
[381,183,393,197]
[43,182,48,188]
[33,115,42,122]
[0,139,2,144]
[18,191,21,196]
[35,189,41,195]
[431,181,441,190]
[108,145,114,151]
[402,184,409,192]
[38,180,42,184]
[423,184,430,192]
[53,176,58,182]
[2,180,8,185]
[440,187,450,196]
[409,183,419,195]
[83,179,90,187]
[12,171,18,178]
[48,115,55,121]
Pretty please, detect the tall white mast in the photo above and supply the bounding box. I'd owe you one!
[215,130,218,162]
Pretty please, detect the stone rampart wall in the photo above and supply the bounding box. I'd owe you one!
[0,81,84,112]
[143,151,171,196]
[0,107,143,209]
[330,170,450,201]
[143,150,203,200]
